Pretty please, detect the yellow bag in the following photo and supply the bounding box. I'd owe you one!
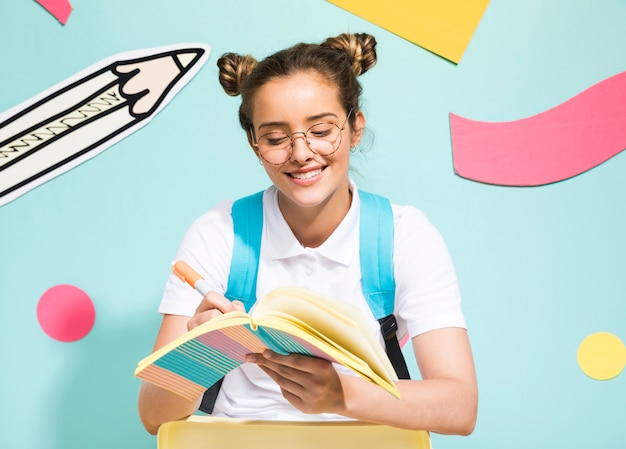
[157,416,431,449]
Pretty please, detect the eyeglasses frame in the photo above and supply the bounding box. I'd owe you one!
[250,109,354,165]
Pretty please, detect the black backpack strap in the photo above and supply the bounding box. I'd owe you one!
[198,378,223,414]
[360,191,410,380]
[379,315,411,379]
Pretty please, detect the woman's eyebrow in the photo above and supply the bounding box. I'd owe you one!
[307,112,339,122]
[258,120,289,130]
[257,112,339,130]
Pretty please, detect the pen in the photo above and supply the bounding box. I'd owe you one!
[172,260,210,297]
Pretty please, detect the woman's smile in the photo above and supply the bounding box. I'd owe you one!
[289,167,323,180]
[287,166,326,186]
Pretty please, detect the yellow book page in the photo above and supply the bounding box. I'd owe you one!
[253,313,399,398]
[266,310,368,363]
[254,287,398,382]
[259,309,396,391]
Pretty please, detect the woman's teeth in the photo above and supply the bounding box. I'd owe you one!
[290,169,322,179]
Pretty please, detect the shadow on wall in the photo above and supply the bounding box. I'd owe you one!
[53,312,160,449]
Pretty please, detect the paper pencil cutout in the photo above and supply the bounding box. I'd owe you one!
[0,43,210,207]
[327,0,490,64]
[450,70,626,186]
[35,0,73,25]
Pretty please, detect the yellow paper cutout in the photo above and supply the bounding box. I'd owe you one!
[577,332,626,381]
[327,0,490,63]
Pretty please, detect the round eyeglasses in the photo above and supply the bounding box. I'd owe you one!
[252,110,353,165]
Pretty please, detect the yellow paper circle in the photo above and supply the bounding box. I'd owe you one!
[577,332,626,380]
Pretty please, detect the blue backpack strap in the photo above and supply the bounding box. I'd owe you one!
[224,190,264,312]
[226,189,397,317]
[359,191,410,380]
[359,191,396,318]
[198,190,264,414]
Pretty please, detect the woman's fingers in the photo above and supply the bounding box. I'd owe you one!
[187,292,245,330]
[247,351,344,414]
[195,291,236,314]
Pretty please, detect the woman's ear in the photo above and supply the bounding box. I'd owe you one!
[350,110,366,148]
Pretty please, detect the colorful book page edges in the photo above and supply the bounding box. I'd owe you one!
[450,70,626,186]
[136,324,335,401]
[326,0,490,64]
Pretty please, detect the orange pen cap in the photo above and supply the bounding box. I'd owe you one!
[172,260,203,287]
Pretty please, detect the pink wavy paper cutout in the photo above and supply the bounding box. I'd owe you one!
[450,70,626,186]
[35,0,72,25]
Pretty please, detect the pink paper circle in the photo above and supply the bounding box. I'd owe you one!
[37,284,96,342]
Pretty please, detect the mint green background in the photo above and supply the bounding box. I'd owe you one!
[1,1,625,448]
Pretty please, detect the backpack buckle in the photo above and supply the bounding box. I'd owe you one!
[378,314,399,341]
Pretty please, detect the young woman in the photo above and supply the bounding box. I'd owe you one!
[138,33,477,436]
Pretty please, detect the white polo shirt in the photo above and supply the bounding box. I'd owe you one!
[159,181,466,420]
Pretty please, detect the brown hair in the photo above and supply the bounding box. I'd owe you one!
[217,33,377,134]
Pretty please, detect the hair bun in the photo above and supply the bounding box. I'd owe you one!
[217,53,258,96]
[322,33,377,76]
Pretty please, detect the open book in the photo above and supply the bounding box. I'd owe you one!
[135,286,400,401]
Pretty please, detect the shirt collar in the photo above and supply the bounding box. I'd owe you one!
[264,180,360,266]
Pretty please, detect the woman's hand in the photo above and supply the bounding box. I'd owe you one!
[246,351,346,415]
[187,291,245,331]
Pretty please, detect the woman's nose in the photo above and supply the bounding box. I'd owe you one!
[289,133,314,163]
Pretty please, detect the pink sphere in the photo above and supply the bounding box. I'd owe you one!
[37,284,96,342]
